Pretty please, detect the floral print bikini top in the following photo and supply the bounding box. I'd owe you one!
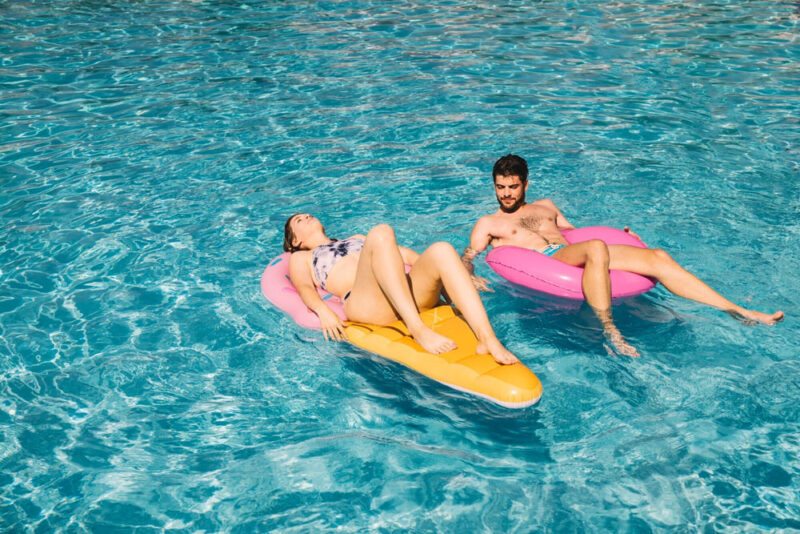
[311,237,365,290]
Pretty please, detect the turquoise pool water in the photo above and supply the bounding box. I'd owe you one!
[2,0,798,531]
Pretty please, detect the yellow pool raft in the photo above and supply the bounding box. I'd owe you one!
[262,254,542,408]
[344,305,542,409]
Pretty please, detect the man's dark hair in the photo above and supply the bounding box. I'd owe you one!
[492,154,528,182]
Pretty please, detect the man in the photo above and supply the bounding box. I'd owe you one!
[461,154,784,357]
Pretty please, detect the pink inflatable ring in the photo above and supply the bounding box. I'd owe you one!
[485,226,656,300]
[261,253,347,330]
[260,253,411,329]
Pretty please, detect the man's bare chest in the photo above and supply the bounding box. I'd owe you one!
[514,207,557,233]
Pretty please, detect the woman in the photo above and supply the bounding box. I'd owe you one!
[283,214,519,365]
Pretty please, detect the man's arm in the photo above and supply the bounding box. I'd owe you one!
[461,217,493,274]
[461,218,494,292]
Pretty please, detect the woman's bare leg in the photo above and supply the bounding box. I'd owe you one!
[606,245,784,325]
[344,225,457,354]
[553,241,640,357]
[409,242,519,364]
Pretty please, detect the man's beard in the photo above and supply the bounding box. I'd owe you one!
[498,193,526,213]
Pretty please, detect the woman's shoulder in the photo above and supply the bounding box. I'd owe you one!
[288,250,312,267]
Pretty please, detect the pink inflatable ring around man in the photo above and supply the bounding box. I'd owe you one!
[485,226,656,300]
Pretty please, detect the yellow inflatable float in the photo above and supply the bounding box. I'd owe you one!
[262,254,542,408]
[345,305,542,409]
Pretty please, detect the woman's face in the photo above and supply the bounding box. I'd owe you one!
[289,213,322,249]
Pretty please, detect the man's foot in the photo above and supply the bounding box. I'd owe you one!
[594,307,640,357]
[728,308,785,326]
[410,325,457,354]
[476,338,520,365]
[603,325,640,358]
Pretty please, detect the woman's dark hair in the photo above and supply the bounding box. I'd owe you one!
[492,154,528,182]
[283,214,302,252]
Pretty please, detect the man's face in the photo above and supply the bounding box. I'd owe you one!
[494,174,528,213]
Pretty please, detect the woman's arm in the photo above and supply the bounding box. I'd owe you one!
[288,252,347,341]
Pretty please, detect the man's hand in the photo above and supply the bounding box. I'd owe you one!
[318,306,347,342]
[460,246,492,291]
[471,274,493,292]
[624,226,644,243]
[461,246,480,273]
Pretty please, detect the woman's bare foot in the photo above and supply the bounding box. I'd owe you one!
[728,308,785,326]
[476,338,520,365]
[603,324,640,358]
[409,324,457,354]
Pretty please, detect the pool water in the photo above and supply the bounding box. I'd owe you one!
[2,0,799,531]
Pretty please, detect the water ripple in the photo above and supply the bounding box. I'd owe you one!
[2,0,799,531]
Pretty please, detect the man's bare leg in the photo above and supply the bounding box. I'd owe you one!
[409,242,520,365]
[553,240,640,357]
[606,245,784,325]
[345,225,457,354]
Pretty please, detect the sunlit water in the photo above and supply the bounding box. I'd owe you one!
[2,1,799,531]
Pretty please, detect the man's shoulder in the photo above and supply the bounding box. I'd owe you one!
[471,212,504,231]
[476,210,509,223]
[525,198,560,212]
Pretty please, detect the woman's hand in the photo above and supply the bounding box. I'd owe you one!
[318,306,347,342]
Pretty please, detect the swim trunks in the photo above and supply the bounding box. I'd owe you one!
[538,244,565,257]
[312,237,365,290]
